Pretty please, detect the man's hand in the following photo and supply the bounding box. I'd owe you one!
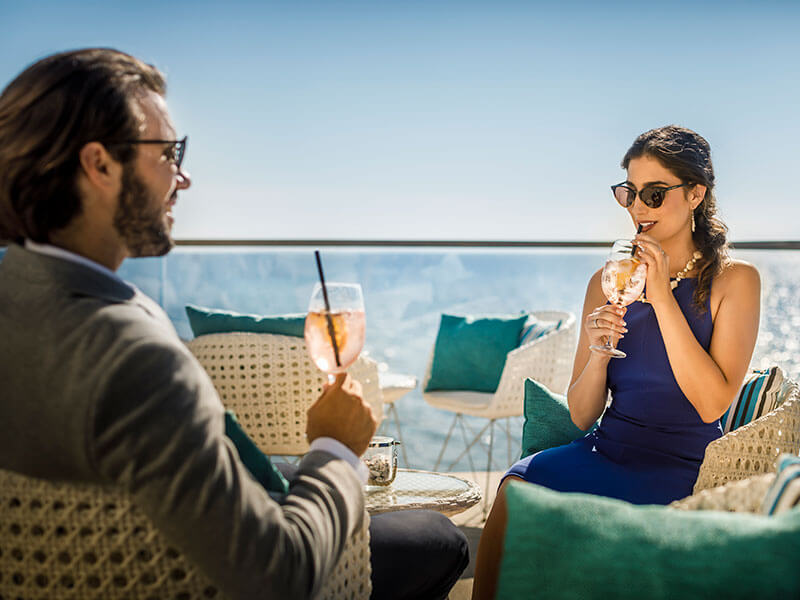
[306,373,377,456]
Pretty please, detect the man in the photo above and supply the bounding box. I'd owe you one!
[0,48,467,599]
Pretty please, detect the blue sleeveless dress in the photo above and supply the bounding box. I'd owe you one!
[504,278,723,505]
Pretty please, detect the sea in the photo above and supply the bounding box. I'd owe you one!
[3,245,799,471]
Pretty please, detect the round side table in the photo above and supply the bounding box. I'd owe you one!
[365,469,482,517]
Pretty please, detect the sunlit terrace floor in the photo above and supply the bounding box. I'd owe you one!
[445,470,505,600]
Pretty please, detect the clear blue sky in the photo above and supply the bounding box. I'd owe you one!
[2,0,798,241]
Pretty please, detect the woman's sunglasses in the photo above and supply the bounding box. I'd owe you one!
[611,182,688,209]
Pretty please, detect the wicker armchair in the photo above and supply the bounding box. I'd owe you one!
[187,332,383,456]
[185,332,375,598]
[670,473,776,513]
[0,468,371,600]
[693,377,800,493]
[422,311,576,513]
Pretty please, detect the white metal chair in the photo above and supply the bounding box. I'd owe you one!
[187,332,383,457]
[377,372,418,466]
[422,310,576,514]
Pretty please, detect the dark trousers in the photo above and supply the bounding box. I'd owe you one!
[369,509,469,600]
[276,463,469,599]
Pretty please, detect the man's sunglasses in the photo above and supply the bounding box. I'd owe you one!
[101,136,188,170]
[611,182,687,209]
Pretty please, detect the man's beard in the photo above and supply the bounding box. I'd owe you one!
[113,164,174,258]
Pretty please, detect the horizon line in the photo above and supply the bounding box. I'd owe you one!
[172,239,800,250]
[2,239,799,250]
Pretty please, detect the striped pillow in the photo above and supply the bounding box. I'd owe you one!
[761,454,800,515]
[519,317,562,346]
[720,366,785,434]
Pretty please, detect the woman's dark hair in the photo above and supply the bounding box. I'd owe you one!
[622,125,729,312]
[0,48,166,243]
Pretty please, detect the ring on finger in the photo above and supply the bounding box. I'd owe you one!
[594,318,599,328]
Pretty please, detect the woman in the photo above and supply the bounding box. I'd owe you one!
[472,125,760,599]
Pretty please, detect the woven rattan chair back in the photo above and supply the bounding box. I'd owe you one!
[0,468,371,600]
[0,469,218,599]
[694,378,800,492]
[187,332,382,456]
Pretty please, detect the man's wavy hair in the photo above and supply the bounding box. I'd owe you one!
[622,125,729,313]
[0,48,166,243]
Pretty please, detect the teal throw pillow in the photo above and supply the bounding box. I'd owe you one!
[520,378,594,459]
[224,410,289,495]
[424,314,528,393]
[497,480,800,600]
[186,304,305,338]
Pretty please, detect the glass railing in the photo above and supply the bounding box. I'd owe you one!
[3,242,799,471]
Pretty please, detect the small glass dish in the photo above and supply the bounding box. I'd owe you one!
[363,436,400,486]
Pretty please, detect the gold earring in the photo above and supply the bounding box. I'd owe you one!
[691,211,696,233]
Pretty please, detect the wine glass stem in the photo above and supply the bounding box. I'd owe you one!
[606,301,623,349]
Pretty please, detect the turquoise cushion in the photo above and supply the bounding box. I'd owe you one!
[498,480,800,600]
[224,410,289,495]
[520,378,594,459]
[424,314,528,393]
[186,304,305,338]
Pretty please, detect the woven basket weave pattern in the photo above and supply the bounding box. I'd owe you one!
[670,473,776,513]
[0,470,218,599]
[693,381,800,493]
[187,333,382,456]
[0,469,371,599]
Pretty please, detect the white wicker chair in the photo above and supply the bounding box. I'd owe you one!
[187,332,383,456]
[0,468,371,600]
[693,376,800,493]
[670,473,777,513]
[422,311,577,513]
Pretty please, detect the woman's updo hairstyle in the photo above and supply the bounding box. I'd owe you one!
[622,125,729,312]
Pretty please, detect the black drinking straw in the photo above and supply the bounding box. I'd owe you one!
[631,223,643,256]
[314,250,342,368]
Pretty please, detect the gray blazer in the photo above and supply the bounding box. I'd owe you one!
[0,243,365,600]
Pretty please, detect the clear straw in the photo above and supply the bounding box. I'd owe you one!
[314,250,342,368]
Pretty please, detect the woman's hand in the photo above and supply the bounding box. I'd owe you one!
[585,303,627,350]
[632,233,672,305]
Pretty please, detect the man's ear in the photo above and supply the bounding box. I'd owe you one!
[77,142,121,191]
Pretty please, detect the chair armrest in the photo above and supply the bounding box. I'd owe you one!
[319,512,372,600]
[670,473,775,513]
[693,384,800,493]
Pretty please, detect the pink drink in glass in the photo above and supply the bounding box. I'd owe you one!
[601,257,647,306]
[304,309,366,374]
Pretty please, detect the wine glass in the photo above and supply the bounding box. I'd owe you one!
[589,239,647,359]
[304,282,366,382]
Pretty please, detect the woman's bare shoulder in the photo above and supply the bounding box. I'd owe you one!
[713,259,761,294]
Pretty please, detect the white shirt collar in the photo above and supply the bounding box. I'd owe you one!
[24,239,127,284]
